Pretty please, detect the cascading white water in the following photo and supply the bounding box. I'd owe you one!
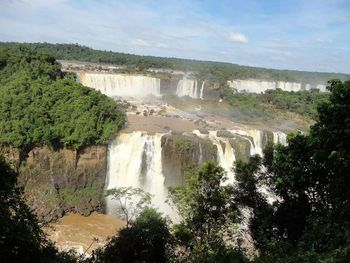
[106,132,171,216]
[227,79,326,93]
[276,81,302,92]
[230,129,264,156]
[193,80,198,98]
[199,81,205,100]
[209,131,235,185]
[316,84,327,92]
[198,143,203,164]
[105,129,287,217]
[79,73,161,98]
[228,79,276,93]
[176,79,199,99]
[193,130,236,184]
[273,131,287,146]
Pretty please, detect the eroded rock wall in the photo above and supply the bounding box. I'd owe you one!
[3,146,107,222]
[161,134,217,187]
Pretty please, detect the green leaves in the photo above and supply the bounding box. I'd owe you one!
[106,187,152,228]
[234,80,350,262]
[0,47,125,150]
[91,207,171,263]
[0,156,76,262]
[169,161,241,262]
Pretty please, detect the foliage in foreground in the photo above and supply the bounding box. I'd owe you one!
[233,80,350,262]
[88,208,171,263]
[0,46,125,150]
[169,162,247,263]
[106,187,152,228]
[90,163,248,263]
[0,156,76,263]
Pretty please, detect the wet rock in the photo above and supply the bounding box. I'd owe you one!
[4,146,107,223]
[198,128,209,134]
[161,134,217,187]
[217,130,234,138]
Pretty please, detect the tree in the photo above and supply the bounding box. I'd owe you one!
[234,80,350,262]
[0,156,76,263]
[106,187,152,228]
[88,208,171,263]
[169,161,246,263]
[0,46,125,151]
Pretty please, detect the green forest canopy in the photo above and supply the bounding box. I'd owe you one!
[0,46,125,150]
[217,84,330,122]
[1,42,349,85]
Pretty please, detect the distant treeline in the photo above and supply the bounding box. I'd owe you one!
[1,42,349,85]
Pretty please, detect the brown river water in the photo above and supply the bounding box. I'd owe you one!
[44,213,125,256]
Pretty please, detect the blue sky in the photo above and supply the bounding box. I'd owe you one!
[1,0,349,73]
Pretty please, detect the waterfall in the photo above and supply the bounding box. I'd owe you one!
[198,143,203,164]
[193,129,287,184]
[277,81,301,92]
[227,79,276,93]
[193,80,198,98]
[209,132,235,184]
[106,132,171,216]
[227,79,326,93]
[79,73,161,98]
[273,131,287,146]
[230,129,264,156]
[195,130,236,184]
[316,84,327,92]
[199,81,205,100]
[176,79,199,99]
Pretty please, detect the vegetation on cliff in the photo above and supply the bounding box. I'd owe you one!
[260,88,329,119]
[223,85,330,120]
[0,156,75,262]
[90,80,350,262]
[1,42,349,262]
[0,46,125,150]
[1,42,349,84]
[233,79,350,262]
[169,162,245,262]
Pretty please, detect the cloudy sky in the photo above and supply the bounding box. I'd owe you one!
[1,0,349,73]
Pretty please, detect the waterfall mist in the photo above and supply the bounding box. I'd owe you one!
[105,132,174,218]
[79,73,161,98]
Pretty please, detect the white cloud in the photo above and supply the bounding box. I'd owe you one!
[156,42,168,48]
[316,37,333,43]
[131,39,151,47]
[227,32,248,43]
[0,0,349,73]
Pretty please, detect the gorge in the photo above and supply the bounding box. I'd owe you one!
[105,128,287,219]
[1,46,337,258]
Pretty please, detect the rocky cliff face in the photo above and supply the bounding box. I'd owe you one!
[2,146,107,223]
[161,133,217,187]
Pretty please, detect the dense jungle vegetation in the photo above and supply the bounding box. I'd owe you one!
[0,46,125,150]
[0,42,337,124]
[2,80,350,262]
[222,86,330,120]
[1,42,349,84]
[1,44,349,262]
